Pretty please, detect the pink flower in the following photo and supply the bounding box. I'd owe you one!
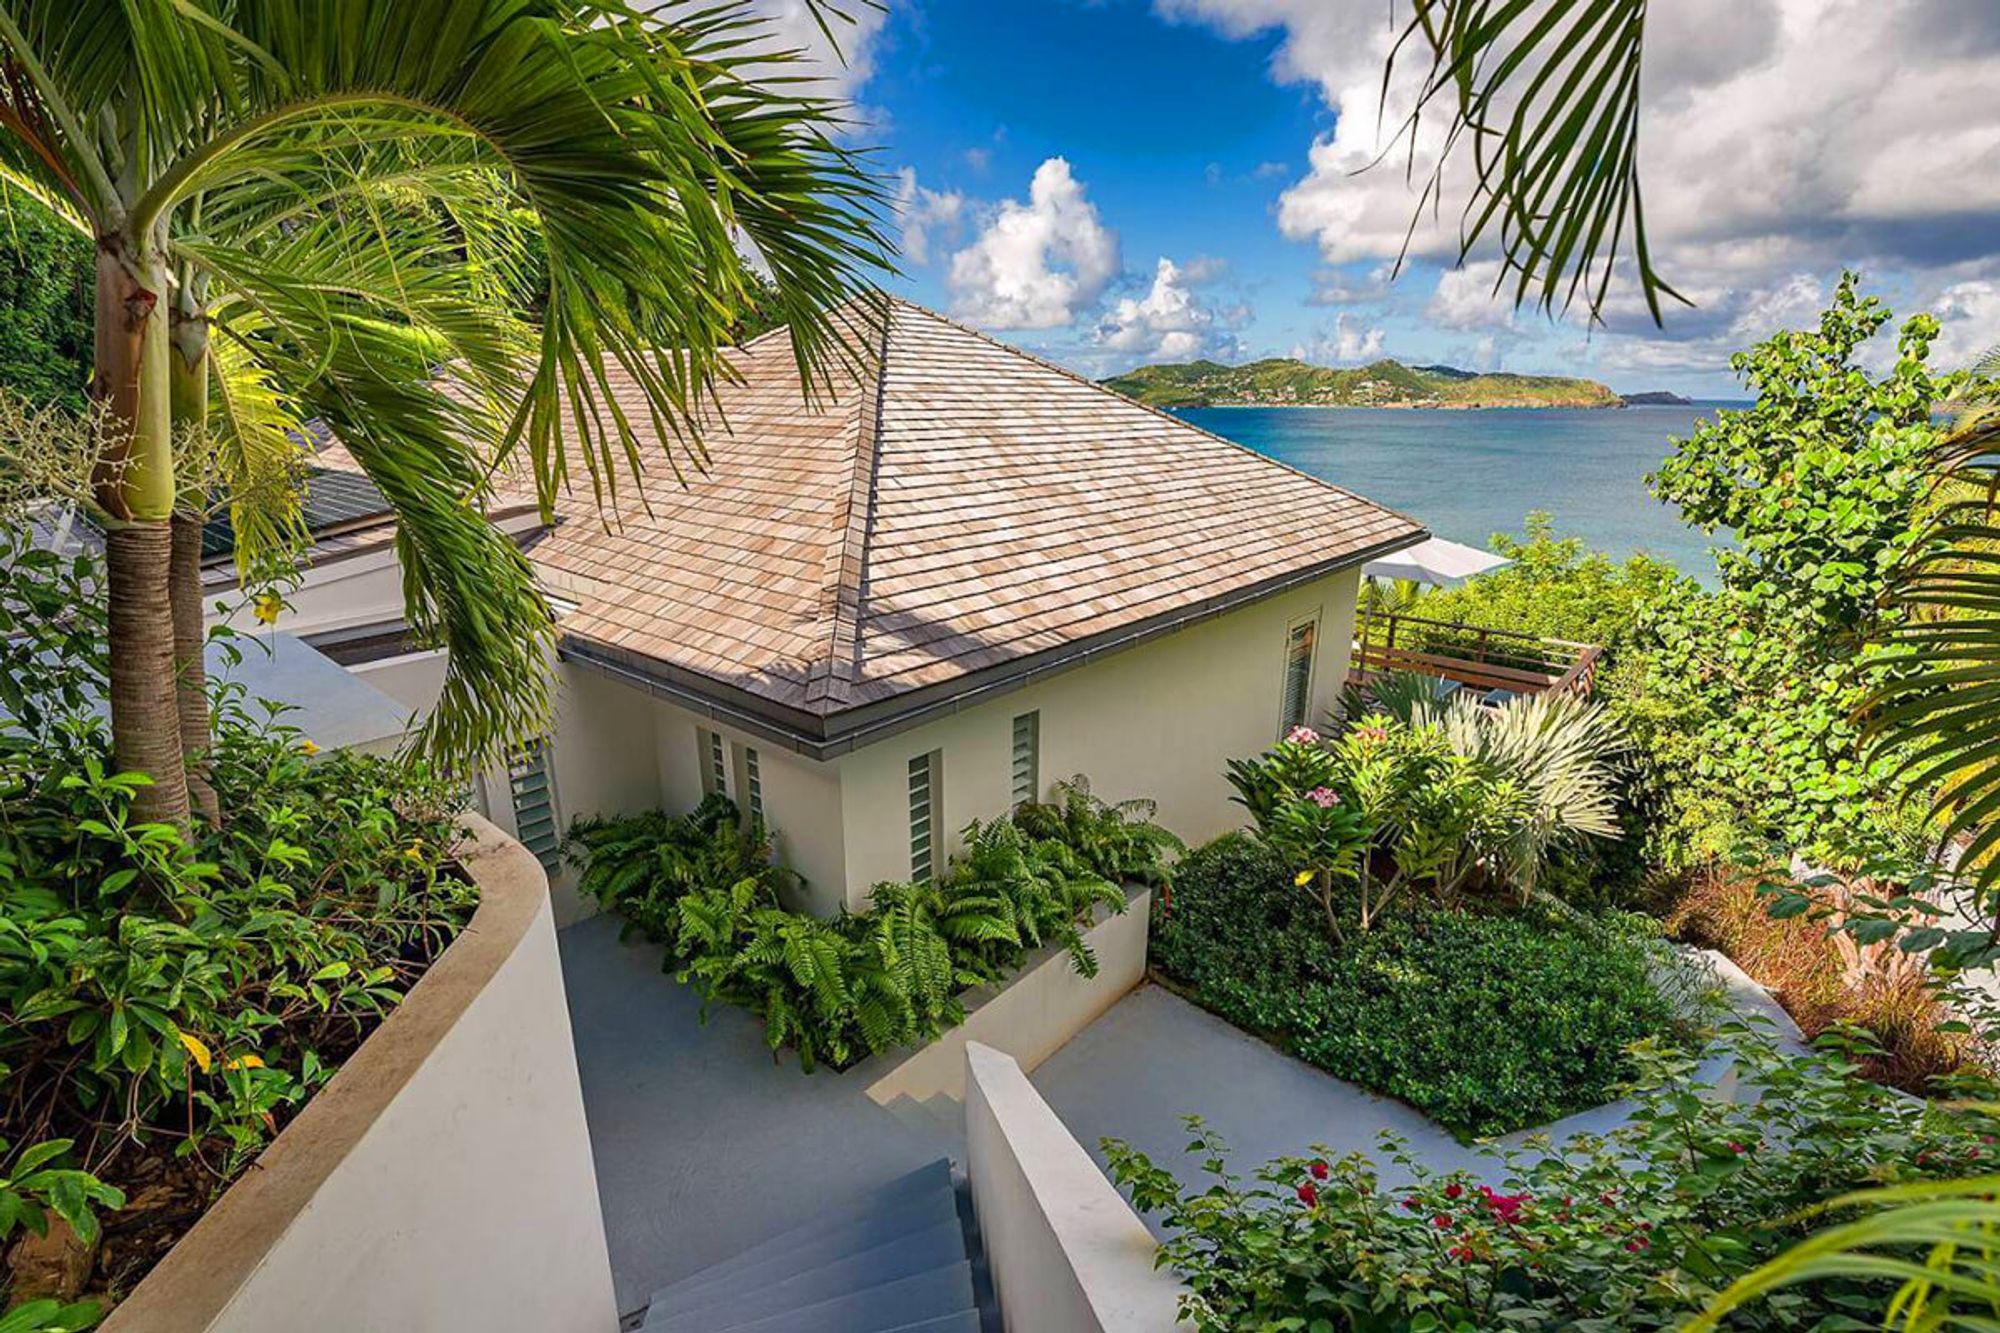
[1297,1182,1319,1207]
[1285,725,1320,745]
[1355,724,1388,744]
[1305,786,1338,808]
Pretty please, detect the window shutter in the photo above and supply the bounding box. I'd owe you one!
[700,728,728,797]
[909,752,939,883]
[507,741,562,874]
[1280,619,1318,733]
[1011,711,1040,807]
[744,746,764,821]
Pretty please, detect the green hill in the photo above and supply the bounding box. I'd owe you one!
[1099,356,1622,410]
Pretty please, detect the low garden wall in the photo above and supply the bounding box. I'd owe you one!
[103,814,617,1333]
[863,887,1150,1107]
[964,1042,1187,1333]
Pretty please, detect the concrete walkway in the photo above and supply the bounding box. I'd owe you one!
[1031,984,1491,1205]
[559,915,959,1316]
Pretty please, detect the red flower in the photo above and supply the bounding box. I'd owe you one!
[1432,1214,1452,1229]
[1403,1197,1420,1211]
[1310,1160,1329,1181]
[1477,1186,1529,1225]
[1444,1182,1464,1200]
[1726,1141,1748,1155]
[1297,1182,1319,1207]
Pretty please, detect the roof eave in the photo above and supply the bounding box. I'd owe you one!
[559,524,1428,762]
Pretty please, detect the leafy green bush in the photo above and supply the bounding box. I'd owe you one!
[571,776,1176,1071]
[1154,834,1684,1136]
[0,532,474,1302]
[1106,1029,2000,1331]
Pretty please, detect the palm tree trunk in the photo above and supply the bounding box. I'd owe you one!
[169,294,218,825]
[93,237,190,828]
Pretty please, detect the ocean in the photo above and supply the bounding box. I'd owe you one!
[1175,403,1746,577]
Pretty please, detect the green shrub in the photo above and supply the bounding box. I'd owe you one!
[1154,835,1684,1137]
[0,534,474,1300]
[571,776,1175,1071]
[1106,1030,2000,1331]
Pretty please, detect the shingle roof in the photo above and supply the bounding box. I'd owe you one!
[539,299,1425,740]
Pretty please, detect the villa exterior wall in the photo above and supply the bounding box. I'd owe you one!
[830,565,1360,909]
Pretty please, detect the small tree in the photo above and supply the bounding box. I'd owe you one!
[1634,276,1954,873]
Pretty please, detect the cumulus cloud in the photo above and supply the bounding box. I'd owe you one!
[1161,0,2000,370]
[738,0,890,102]
[1095,257,1240,361]
[947,158,1121,330]
[1294,314,1387,366]
[893,168,965,266]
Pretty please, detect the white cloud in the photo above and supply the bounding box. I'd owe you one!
[947,158,1121,330]
[1161,0,2000,369]
[892,168,964,267]
[739,0,890,102]
[1096,256,1238,361]
[1293,314,1386,366]
[1932,279,2000,368]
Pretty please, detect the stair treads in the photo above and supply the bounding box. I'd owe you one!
[646,1159,955,1305]
[875,1313,983,1333]
[645,1263,976,1333]
[645,1218,967,1327]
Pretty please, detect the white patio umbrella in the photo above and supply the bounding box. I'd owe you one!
[1363,536,1511,587]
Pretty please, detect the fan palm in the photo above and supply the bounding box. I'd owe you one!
[1393,5,2000,1322]
[0,0,887,825]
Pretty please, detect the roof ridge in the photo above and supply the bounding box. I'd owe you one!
[885,298,1428,536]
[807,306,891,702]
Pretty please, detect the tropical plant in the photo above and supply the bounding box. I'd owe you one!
[572,775,1172,1071]
[0,520,475,1300]
[1228,696,1627,933]
[1106,1025,2000,1331]
[0,0,887,826]
[1151,831,1685,1135]
[0,182,90,407]
[1012,774,1184,887]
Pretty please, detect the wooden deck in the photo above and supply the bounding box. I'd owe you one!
[1348,611,1603,699]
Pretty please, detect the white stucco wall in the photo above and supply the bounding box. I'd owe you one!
[964,1042,1189,1333]
[832,566,1360,908]
[104,816,616,1333]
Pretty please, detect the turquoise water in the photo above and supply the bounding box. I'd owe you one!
[1177,404,1745,577]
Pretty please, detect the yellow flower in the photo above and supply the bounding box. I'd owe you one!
[252,591,284,626]
[1294,869,1315,887]
[298,739,320,756]
[222,1054,265,1072]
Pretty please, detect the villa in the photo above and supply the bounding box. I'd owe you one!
[242,299,1426,921]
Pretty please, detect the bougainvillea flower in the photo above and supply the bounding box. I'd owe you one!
[1297,1182,1319,1207]
[1310,1160,1329,1180]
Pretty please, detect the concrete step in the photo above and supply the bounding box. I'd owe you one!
[656,1158,954,1298]
[646,1263,976,1333]
[879,1314,982,1333]
[645,1218,967,1328]
[649,1184,960,1314]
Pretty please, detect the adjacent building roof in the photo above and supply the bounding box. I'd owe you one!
[539,299,1425,753]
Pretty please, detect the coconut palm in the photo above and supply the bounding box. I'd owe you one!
[0,0,887,825]
[1391,5,2000,1320]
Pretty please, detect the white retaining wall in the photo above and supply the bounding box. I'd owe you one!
[964,1042,1188,1333]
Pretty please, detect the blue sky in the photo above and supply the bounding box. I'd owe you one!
[774,0,2000,398]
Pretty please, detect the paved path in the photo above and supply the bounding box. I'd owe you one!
[1031,984,1492,1212]
[559,915,958,1316]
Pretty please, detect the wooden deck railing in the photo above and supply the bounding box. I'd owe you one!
[1349,610,1604,699]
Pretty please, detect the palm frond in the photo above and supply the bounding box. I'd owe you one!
[1869,406,2000,893]
[1391,0,1680,325]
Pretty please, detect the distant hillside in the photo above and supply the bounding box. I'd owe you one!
[1620,390,1694,406]
[1100,357,1623,410]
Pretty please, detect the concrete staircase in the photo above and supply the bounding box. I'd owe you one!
[635,1158,998,1333]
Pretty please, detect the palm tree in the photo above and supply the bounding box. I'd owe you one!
[0,0,887,825]
[1391,4,2000,1320]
